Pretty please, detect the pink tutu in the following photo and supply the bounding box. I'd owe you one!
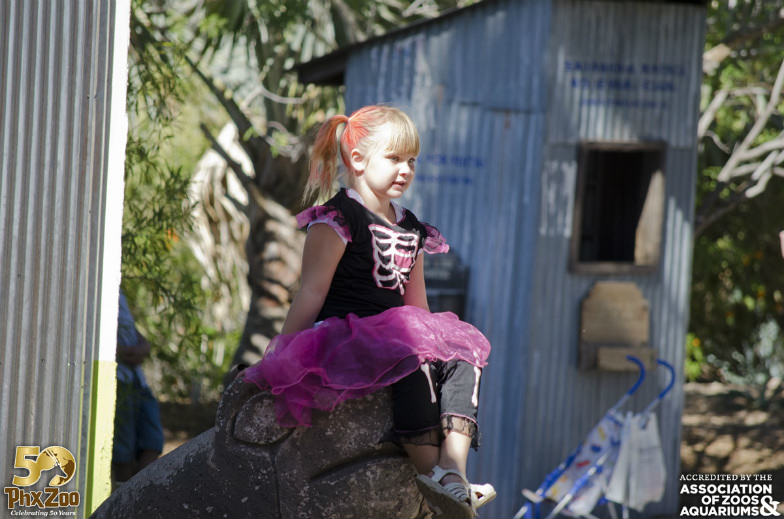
[242,305,491,427]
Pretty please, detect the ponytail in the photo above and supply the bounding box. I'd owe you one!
[304,114,349,202]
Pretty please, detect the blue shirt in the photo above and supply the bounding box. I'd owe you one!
[117,291,147,386]
[118,292,140,347]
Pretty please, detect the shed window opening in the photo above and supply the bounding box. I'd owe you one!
[572,143,665,272]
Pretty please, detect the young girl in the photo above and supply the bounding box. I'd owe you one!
[242,105,494,518]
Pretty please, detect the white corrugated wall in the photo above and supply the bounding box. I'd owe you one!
[0,1,130,516]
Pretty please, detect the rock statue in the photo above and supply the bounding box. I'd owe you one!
[91,370,428,518]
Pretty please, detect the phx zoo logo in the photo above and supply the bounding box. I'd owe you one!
[4,446,80,512]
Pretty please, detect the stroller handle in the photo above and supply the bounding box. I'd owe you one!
[609,355,646,414]
[640,358,676,419]
[624,355,646,396]
[656,358,676,400]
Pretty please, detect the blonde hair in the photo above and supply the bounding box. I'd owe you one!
[305,105,420,202]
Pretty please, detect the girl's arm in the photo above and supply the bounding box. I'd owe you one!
[403,254,430,311]
[281,224,346,335]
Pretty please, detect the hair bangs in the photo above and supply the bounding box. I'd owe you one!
[343,105,421,161]
[381,112,420,157]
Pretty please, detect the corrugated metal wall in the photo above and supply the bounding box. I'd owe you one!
[345,0,551,516]
[343,0,704,517]
[0,1,125,515]
[526,1,704,516]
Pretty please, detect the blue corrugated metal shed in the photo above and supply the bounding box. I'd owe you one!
[298,1,705,516]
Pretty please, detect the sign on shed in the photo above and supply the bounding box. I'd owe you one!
[579,281,655,371]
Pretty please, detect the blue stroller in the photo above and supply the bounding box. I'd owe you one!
[513,356,675,519]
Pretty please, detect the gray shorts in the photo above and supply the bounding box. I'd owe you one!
[390,360,482,450]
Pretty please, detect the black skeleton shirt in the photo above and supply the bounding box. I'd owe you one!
[297,188,448,321]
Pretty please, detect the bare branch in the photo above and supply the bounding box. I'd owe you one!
[727,148,784,179]
[185,55,269,160]
[717,58,784,183]
[242,83,307,108]
[727,86,771,117]
[745,170,773,198]
[754,90,767,117]
[403,0,431,17]
[698,89,729,138]
[695,181,752,237]
[332,0,366,44]
[750,150,783,181]
[698,153,784,236]
[138,18,277,184]
[736,134,784,162]
[199,123,265,209]
[704,130,731,154]
[729,86,770,98]
[728,162,763,178]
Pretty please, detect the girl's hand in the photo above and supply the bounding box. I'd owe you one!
[403,254,430,311]
[281,224,347,335]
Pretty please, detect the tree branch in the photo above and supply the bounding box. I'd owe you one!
[697,148,784,236]
[704,130,731,154]
[703,13,784,73]
[754,150,784,182]
[199,123,252,185]
[745,170,772,198]
[698,89,728,138]
[199,123,265,209]
[695,181,752,237]
[717,58,784,183]
[720,13,784,51]
[185,54,271,166]
[726,149,784,180]
[138,15,278,189]
[736,134,784,162]
[242,83,307,108]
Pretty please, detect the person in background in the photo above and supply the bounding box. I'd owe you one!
[112,290,164,486]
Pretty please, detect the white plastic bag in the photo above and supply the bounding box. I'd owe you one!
[627,413,667,510]
[604,411,633,504]
[605,412,667,511]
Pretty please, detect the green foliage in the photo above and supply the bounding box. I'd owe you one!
[689,1,784,401]
[123,0,234,402]
[190,0,479,143]
[684,333,706,382]
[690,180,784,402]
[698,1,784,216]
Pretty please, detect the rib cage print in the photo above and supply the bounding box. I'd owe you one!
[368,224,419,294]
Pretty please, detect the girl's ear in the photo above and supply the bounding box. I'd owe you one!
[349,148,365,174]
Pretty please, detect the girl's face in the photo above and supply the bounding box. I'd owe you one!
[351,123,417,202]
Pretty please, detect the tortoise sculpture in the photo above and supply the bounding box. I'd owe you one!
[91,370,428,518]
